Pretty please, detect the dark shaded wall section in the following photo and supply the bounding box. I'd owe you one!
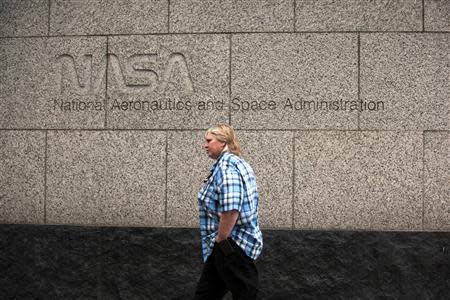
[1,225,449,300]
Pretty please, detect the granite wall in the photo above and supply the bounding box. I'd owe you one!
[1,0,448,231]
[0,1,449,298]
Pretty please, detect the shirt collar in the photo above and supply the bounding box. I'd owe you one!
[209,151,227,172]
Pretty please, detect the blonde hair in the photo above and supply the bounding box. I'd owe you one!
[206,124,242,157]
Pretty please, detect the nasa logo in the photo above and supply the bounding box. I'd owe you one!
[56,52,194,95]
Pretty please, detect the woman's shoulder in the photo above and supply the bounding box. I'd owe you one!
[219,152,253,173]
[219,152,242,165]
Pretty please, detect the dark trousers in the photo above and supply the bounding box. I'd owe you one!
[193,239,259,300]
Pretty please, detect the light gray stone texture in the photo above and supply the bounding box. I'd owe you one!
[0,37,107,129]
[46,131,166,226]
[167,130,293,228]
[295,0,422,31]
[166,131,209,227]
[239,131,293,228]
[424,131,450,230]
[360,33,450,130]
[231,33,358,130]
[107,35,229,129]
[170,0,294,33]
[0,131,45,224]
[0,0,48,37]
[294,131,423,230]
[50,0,167,35]
[425,0,450,31]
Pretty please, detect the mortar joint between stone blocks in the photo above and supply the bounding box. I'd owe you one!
[47,0,51,37]
[167,0,171,33]
[164,132,169,225]
[44,130,48,224]
[291,132,296,229]
[421,130,425,230]
[422,0,425,32]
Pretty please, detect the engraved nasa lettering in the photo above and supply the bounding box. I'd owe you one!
[55,52,194,95]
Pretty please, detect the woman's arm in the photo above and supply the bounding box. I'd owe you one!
[216,210,239,242]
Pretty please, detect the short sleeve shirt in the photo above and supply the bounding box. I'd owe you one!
[197,152,263,262]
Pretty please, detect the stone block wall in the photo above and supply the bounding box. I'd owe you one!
[1,0,449,231]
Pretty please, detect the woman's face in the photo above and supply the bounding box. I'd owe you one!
[203,132,226,159]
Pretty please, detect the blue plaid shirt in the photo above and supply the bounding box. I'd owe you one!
[197,151,263,262]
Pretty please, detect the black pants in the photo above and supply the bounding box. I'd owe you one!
[193,239,259,300]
